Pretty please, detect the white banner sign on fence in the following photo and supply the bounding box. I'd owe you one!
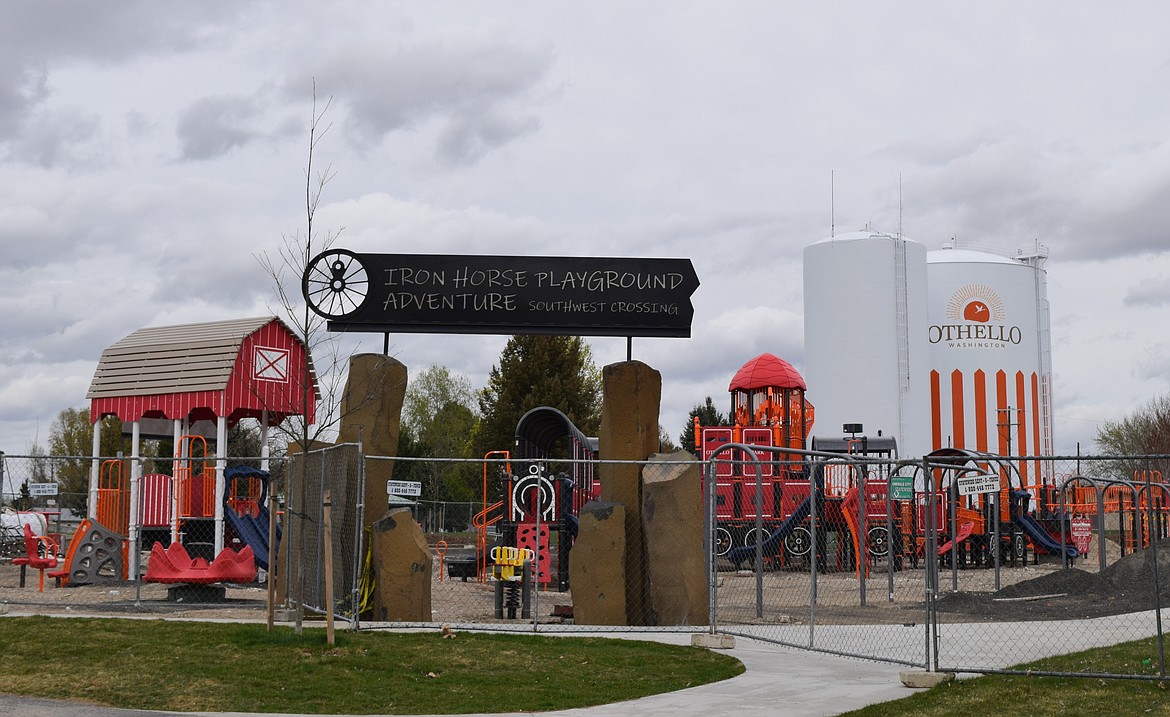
[386,480,422,497]
[956,473,1000,496]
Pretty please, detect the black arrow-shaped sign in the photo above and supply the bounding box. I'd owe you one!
[303,251,700,338]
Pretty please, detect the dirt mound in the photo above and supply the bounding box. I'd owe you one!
[992,568,1099,599]
[936,541,1170,621]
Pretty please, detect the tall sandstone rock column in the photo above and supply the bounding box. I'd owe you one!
[566,501,627,625]
[642,450,708,625]
[596,360,661,625]
[370,507,432,622]
[336,353,409,620]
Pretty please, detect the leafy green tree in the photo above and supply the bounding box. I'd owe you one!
[48,407,128,458]
[391,424,430,494]
[474,335,601,458]
[48,407,135,512]
[1095,392,1170,480]
[679,396,730,454]
[404,366,476,438]
[400,366,481,511]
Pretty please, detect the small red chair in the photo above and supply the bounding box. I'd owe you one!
[12,523,59,592]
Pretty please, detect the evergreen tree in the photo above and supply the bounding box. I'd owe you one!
[657,426,680,453]
[474,335,601,457]
[679,396,730,455]
[16,481,32,510]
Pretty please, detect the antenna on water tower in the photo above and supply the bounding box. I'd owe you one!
[831,170,835,237]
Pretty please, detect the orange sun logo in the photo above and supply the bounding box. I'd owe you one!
[946,284,1005,322]
[963,301,991,322]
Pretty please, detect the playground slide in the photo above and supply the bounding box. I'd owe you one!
[223,505,281,571]
[726,496,813,569]
[937,520,975,555]
[1013,512,1078,560]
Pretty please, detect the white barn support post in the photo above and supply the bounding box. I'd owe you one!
[261,410,270,473]
[129,421,142,578]
[171,419,182,543]
[88,419,102,519]
[214,414,227,555]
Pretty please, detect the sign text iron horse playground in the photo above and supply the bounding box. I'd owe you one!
[302,250,700,337]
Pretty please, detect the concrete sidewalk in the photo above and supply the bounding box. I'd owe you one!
[0,633,915,717]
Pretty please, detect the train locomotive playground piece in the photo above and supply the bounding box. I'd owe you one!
[692,350,1146,581]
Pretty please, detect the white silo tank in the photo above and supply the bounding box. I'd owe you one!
[803,229,931,457]
[925,242,1053,476]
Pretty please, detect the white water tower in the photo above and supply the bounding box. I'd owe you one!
[925,242,1054,472]
[802,229,931,457]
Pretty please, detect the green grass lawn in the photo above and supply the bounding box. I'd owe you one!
[0,616,743,714]
[842,637,1170,717]
[7,616,1170,716]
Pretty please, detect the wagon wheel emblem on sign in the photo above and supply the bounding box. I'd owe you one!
[303,249,370,319]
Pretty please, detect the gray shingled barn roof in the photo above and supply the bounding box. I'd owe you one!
[86,316,303,399]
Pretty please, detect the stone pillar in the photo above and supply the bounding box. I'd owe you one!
[596,360,661,625]
[567,501,627,625]
[336,353,408,621]
[370,508,432,622]
[336,353,408,533]
[642,451,708,625]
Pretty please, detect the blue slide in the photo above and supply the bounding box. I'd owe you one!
[726,496,813,570]
[1013,511,1078,560]
[224,504,281,570]
[223,466,281,570]
[1010,490,1077,561]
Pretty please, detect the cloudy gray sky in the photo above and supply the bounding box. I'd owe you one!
[2,1,1169,460]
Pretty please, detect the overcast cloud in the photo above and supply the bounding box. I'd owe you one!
[2,2,1169,461]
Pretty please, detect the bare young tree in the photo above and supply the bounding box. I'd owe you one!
[255,83,348,451]
[255,83,354,633]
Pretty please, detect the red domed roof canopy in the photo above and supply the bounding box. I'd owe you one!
[728,353,807,392]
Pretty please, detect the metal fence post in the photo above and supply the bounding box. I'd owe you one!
[923,455,938,672]
[1144,460,1166,677]
[351,438,366,631]
[705,458,717,634]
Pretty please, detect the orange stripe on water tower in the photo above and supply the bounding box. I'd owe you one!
[974,370,988,453]
[996,370,1009,456]
[950,369,965,449]
[930,370,942,451]
[1015,371,1029,485]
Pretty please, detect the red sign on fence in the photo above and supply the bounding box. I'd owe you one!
[1071,516,1093,555]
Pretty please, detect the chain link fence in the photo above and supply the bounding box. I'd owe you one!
[281,443,365,624]
[1,451,286,615]
[708,447,1170,680]
[3,448,1169,680]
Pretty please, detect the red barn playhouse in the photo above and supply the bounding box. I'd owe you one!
[86,316,317,576]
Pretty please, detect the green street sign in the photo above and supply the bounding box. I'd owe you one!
[890,475,913,501]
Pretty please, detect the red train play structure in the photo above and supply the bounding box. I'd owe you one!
[695,352,904,574]
[692,352,1133,575]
